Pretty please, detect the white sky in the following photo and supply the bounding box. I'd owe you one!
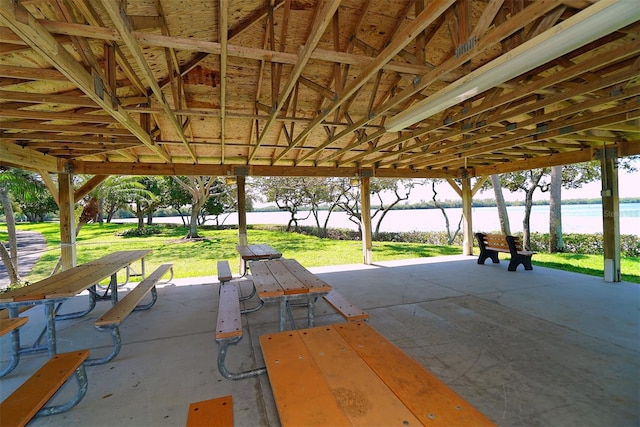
[409,160,640,203]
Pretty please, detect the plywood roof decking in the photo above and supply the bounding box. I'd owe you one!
[0,0,638,178]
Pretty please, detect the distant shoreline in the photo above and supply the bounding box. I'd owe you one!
[251,197,640,213]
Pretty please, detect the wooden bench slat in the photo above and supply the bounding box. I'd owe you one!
[186,395,233,427]
[299,325,422,425]
[248,261,284,298]
[95,263,172,327]
[334,322,496,426]
[281,259,332,294]
[0,350,90,427]
[216,284,242,340]
[217,260,233,283]
[259,330,352,426]
[0,316,28,337]
[323,290,368,321]
[263,260,307,295]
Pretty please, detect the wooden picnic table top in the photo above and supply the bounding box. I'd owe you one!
[260,322,496,427]
[0,250,151,303]
[249,258,332,299]
[236,244,281,260]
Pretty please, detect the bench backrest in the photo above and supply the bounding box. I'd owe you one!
[477,233,523,252]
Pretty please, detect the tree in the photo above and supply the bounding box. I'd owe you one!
[253,177,312,232]
[549,166,564,252]
[490,175,511,235]
[97,176,147,223]
[430,180,463,245]
[0,168,48,286]
[128,176,162,229]
[370,179,416,239]
[171,176,218,238]
[201,179,238,226]
[500,169,548,250]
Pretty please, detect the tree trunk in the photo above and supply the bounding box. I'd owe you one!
[491,175,511,235]
[0,186,18,266]
[523,189,534,250]
[0,241,19,286]
[549,166,564,252]
[188,206,200,238]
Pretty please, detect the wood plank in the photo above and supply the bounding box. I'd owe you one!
[215,283,242,340]
[94,263,171,327]
[217,260,233,282]
[265,261,308,295]
[334,322,496,426]
[299,325,421,426]
[259,330,351,426]
[0,350,89,427]
[281,259,332,293]
[235,244,254,259]
[0,316,28,337]
[253,244,281,258]
[186,395,233,427]
[248,261,284,298]
[323,290,368,321]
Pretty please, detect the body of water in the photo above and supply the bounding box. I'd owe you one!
[142,203,639,235]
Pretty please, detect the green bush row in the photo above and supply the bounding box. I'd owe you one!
[256,225,639,257]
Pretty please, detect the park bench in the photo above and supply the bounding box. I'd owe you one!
[475,232,535,271]
[215,282,265,380]
[88,263,173,365]
[323,290,369,322]
[0,349,90,426]
[186,395,233,427]
[0,311,29,377]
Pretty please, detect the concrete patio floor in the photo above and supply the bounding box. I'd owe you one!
[2,255,639,427]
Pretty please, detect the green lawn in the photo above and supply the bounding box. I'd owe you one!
[4,222,639,284]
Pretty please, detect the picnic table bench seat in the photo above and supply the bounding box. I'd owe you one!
[88,263,173,365]
[0,349,90,427]
[475,232,535,271]
[186,395,233,427]
[215,282,266,380]
[323,290,369,322]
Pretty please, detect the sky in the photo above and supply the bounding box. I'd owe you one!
[407,160,640,204]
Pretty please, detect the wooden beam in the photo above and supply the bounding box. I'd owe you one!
[278,0,456,160]
[0,141,59,171]
[0,109,117,124]
[0,0,169,161]
[74,174,107,203]
[38,170,59,206]
[249,0,341,162]
[99,0,194,162]
[58,172,76,269]
[219,0,228,163]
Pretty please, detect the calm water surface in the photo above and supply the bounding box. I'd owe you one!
[218,203,640,235]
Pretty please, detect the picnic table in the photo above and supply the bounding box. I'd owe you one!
[260,322,497,426]
[236,244,281,275]
[246,258,331,331]
[0,250,150,361]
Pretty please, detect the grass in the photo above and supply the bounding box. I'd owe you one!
[3,222,639,284]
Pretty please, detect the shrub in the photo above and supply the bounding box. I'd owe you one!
[116,227,161,237]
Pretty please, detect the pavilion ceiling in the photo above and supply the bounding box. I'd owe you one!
[0,0,638,179]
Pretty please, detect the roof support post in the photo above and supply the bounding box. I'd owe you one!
[461,176,473,256]
[236,175,248,273]
[58,172,76,270]
[599,147,621,282]
[360,176,372,265]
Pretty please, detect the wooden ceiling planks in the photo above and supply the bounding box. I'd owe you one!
[0,0,637,177]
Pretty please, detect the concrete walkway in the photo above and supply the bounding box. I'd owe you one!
[0,230,46,287]
[1,256,639,426]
